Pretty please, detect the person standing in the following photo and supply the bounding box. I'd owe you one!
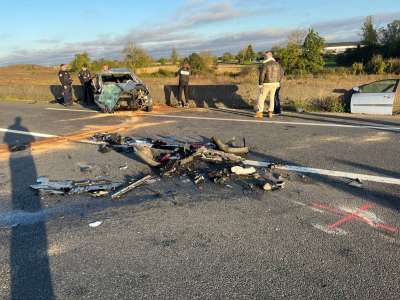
[256,51,283,119]
[177,61,191,108]
[78,64,94,105]
[274,58,285,115]
[58,64,73,106]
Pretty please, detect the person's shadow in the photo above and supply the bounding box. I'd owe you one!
[4,117,54,299]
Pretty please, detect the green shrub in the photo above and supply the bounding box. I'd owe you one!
[367,55,386,74]
[352,62,364,75]
[285,96,346,113]
[147,69,176,78]
[385,58,400,74]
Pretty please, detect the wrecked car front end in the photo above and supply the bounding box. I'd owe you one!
[94,69,153,113]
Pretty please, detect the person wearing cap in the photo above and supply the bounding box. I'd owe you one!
[78,64,94,105]
[58,64,73,106]
[256,51,284,119]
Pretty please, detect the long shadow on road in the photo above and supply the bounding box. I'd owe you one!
[4,117,54,300]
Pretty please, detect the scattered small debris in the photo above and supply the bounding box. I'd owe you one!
[91,191,110,198]
[231,166,257,176]
[89,221,103,228]
[112,175,155,200]
[263,183,273,191]
[348,178,363,188]
[78,163,94,173]
[119,163,128,171]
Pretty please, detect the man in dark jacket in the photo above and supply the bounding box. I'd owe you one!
[274,58,285,115]
[177,61,191,108]
[78,64,94,105]
[58,64,73,106]
[256,51,284,119]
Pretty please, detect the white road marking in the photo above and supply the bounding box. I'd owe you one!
[46,107,98,113]
[141,113,400,131]
[244,160,400,185]
[45,107,400,131]
[0,128,56,138]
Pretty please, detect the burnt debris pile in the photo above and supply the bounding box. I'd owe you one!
[31,133,286,199]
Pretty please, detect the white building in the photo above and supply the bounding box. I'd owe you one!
[324,42,364,54]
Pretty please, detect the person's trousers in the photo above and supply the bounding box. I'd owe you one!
[83,82,94,104]
[63,85,73,106]
[274,87,281,114]
[178,84,189,105]
[257,83,279,113]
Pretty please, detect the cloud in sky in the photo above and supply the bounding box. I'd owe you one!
[0,0,399,66]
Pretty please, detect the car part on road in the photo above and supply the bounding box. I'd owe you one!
[134,145,161,167]
[30,177,122,196]
[212,136,250,154]
[231,166,257,176]
[112,175,155,200]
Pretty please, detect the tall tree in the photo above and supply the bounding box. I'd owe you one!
[288,29,307,45]
[123,42,153,71]
[362,16,378,46]
[246,44,256,62]
[302,28,325,73]
[221,52,235,63]
[171,48,179,65]
[379,20,400,56]
[70,52,90,72]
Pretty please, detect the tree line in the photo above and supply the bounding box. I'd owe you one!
[337,17,400,74]
[69,16,399,76]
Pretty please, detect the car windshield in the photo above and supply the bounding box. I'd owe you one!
[360,80,398,93]
[102,74,134,84]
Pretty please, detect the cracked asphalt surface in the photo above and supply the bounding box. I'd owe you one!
[0,101,399,299]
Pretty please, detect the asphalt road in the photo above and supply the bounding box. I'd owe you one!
[0,100,400,299]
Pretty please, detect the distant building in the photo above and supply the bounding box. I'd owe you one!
[324,42,364,55]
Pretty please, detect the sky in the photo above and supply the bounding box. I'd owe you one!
[0,0,399,66]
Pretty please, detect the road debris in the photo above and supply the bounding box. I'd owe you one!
[112,175,155,200]
[78,163,94,173]
[32,135,288,201]
[231,166,257,176]
[348,178,363,188]
[89,221,103,228]
[30,177,122,196]
[119,163,128,171]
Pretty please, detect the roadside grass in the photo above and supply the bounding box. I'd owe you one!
[1,65,398,113]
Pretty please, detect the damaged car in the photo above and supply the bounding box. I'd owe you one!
[94,68,153,113]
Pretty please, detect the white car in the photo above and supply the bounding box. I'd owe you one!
[350,79,399,115]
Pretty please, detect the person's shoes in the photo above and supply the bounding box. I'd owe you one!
[273,112,282,116]
[255,112,263,119]
[268,111,273,119]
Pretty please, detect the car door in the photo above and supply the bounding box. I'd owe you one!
[351,79,399,115]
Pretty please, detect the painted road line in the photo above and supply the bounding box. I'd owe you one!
[46,107,99,113]
[140,113,400,131]
[0,128,57,138]
[244,160,400,185]
[47,107,400,131]
[0,128,100,146]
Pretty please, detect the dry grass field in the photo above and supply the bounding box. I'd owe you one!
[0,64,398,112]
